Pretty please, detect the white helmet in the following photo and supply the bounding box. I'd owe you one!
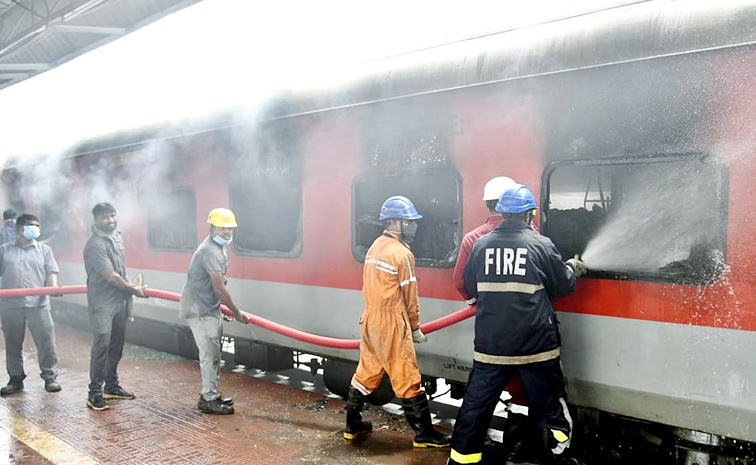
[482,176,516,201]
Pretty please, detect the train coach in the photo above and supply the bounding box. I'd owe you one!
[3,1,756,463]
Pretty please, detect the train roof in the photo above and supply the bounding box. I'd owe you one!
[283,0,756,115]
[6,0,756,165]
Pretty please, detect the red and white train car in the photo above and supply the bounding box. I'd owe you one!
[4,1,756,462]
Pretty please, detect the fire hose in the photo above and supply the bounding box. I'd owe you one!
[0,286,475,350]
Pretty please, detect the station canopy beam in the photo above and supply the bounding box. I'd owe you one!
[0,0,201,90]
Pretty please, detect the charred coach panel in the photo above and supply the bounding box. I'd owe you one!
[3,0,756,448]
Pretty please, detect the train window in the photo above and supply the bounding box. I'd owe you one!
[39,200,69,245]
[352,168,462,268]
[543,155,728,284]
[147,187,198,253]
[226,122,302,258]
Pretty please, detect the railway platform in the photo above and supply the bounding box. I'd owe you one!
[0,323,475,465]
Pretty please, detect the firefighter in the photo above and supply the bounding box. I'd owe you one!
[452,176,539,460]
[345,195,451,448]
[448,184,587,465]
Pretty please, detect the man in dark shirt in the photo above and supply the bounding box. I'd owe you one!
[0,213,61,395]
[181,208,247,415]
[447,184,587,465]
[83,203,146,411]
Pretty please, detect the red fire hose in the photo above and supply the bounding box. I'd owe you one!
[0,286,475,350]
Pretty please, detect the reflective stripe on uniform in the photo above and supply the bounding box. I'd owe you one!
[473,347,560,365]
[350,378,372,396]
[553,430,569,443]
[365,258,397,275]
[477,282,544,294]
[399,276,417,287]
[400,255,416,287]
[450,448,482,464]
[552,397,573,455]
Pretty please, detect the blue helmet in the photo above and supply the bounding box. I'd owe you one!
[496,184,537,214]
[379,196,422,220]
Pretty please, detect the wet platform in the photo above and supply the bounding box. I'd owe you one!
[0,323,461,465]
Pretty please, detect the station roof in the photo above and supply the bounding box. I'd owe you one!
[0,0,201,91]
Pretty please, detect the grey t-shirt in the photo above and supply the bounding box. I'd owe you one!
[180,237,227,318]
[0,241,59,309]
[83,233,132,312]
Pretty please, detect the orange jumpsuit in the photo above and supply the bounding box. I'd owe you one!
[351,231,423,399]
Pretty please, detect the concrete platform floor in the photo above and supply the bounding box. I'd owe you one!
[0,323,462,465]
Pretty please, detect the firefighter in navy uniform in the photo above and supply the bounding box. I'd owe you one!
[447,184,587,465]
[345,195,451,448]
[452,176,540,460]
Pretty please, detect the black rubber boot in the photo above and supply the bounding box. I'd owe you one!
[503,411,539,462]
[344,387,372,440]
[402,393,451,448]
[536,428,575,464]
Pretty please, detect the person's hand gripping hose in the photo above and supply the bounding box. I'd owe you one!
[566,254,588,278]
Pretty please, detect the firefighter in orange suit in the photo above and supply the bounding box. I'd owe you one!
[344,195,451,448]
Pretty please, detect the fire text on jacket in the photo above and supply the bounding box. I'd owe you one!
[485,248,527,276]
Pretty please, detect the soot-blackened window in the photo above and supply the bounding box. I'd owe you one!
[353,99,463,267]
[226,122,302,258]
[39,200,69,246]
[543,155,728,284]
[147,187,197,252]
[353,169,462,267]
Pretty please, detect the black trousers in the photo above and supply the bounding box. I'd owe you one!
[87,302,129,396]
[450,358,571,462]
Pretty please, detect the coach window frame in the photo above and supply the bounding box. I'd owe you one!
[146,186,198,253]
[541,153,729,285]
[38,198,70,246]
[351,167,463,268]
[226,122,303,259]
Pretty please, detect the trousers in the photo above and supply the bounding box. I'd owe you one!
[0,304,58,381]
[351,308,422,399]
[187,313,223,401]
[450,358,572,463]
[88,301,129,395]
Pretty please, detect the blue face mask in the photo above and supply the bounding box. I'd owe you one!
[22,225,40,240]
[213,235,232,246]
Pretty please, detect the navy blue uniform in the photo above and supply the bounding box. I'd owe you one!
[450,220,576,464]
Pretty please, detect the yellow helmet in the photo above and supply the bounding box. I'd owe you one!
[207,208,237,228]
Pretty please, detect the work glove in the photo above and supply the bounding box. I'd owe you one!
[412,328,428,343]
[566,255,588,278]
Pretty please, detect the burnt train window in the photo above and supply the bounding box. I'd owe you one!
[147,187,198,252]
[39,200,69,246]
[352,169,462,268]
[226,122,302,258]
[543,155,728,284]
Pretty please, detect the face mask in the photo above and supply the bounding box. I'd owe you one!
[402,222,418,243]
[22,225,40,240]
[213,235,232,246]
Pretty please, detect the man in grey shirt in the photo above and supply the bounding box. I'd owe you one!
[83,203,146,411]
[0,213,61,395]
[181,208,247,415]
